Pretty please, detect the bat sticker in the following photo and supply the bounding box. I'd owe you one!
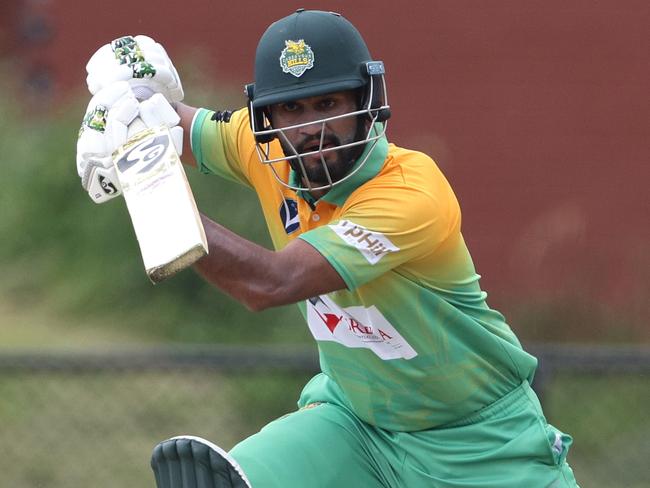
[116,134,169,175]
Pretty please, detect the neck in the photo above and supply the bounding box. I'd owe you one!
[309,188,329,201]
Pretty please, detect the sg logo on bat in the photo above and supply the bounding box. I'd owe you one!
[116,131,170,175]
[114,125,178,192]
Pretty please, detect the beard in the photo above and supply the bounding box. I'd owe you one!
[279,118,367,186]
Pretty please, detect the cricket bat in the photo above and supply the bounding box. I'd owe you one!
[113,117,208,283]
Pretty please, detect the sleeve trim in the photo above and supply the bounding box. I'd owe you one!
[298,233,359,291]
[190,108,212,173]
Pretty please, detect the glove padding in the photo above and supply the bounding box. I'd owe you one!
[77,82,183,204]
[86,35,183,102]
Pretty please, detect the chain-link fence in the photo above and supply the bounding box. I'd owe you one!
[0,344,648,487]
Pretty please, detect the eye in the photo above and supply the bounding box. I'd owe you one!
[281,101,300,112]
[318,98,337,110]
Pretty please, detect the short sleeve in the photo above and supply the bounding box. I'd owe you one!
[190,107,254,188]
[299,183,460,290]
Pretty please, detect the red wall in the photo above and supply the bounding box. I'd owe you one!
[7,0,649,320]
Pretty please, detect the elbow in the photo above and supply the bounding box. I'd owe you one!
[240,280,297,312]
[236,288,270,312]
[243,297,270,313]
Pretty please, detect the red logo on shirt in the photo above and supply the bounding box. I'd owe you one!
[306,296,417,360]
[313,309,343,333]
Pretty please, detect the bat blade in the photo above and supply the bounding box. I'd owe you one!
[113,119,207,283]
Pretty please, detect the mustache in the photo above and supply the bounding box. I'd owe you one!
[295,134,341,154]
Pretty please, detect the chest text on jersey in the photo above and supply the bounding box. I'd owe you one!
[306,295,417,360]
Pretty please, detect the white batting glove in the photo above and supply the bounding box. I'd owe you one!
[77,81,139,203]
[77,84,184,204]
[139,93,184,157]
[86,35,184,102]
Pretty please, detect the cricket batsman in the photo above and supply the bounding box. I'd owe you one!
[76,9,580,488]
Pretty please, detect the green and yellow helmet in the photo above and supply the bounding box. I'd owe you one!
[246,9,390,191]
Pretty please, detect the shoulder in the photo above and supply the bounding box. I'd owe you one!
[345,143,460,221]
[333,143,462,249]
[385,144,452,191]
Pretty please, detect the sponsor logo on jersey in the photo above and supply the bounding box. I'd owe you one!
[279,39,315,78]
[279,198,300,234]
[306,295,417,360]
[329,220,399,264]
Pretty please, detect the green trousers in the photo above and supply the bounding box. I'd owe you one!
[230,380,579,487]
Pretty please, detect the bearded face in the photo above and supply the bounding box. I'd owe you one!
[269,90,370,190]
[277,116,367,186]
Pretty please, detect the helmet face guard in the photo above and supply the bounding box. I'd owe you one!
[246,10,391,192]
[247,63,389,191]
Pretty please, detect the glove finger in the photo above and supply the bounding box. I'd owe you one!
[86,44,114,72]
[88,65,134,95]
[78,83,138,175]
[88,81,132,108]
[139,93,180,128]
[77,128,109,174]
[86,36,148,94]
[164,55,184,101]
[105,117,129,154]
[134,35,156,49]
[110,91,140,125]
[133,54,175,88]
[139,43,184,101]
[170,126,183,156]
[85,44,117,94]
[86,35,184,102]
[79,83,134,162]
[165,84,184,103]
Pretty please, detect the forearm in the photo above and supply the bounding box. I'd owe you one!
[195,214,294,311]
[194,213,346,311]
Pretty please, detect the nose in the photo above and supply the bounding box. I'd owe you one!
[296,119,323,138]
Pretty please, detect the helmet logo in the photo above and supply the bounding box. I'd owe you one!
[279,39,314,78]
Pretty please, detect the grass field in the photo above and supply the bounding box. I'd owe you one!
[0,361,647,487]
[0,370,311,487]
[544,374,650,488]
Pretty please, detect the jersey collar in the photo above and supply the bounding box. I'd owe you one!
[291,124,389,207]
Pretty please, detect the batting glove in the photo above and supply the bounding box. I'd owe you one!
[139,93,184,157]
[77,83,184,204]
[86,35,184,102]
[77,81,138,203]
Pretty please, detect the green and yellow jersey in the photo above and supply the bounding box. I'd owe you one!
[192,107,538,431]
